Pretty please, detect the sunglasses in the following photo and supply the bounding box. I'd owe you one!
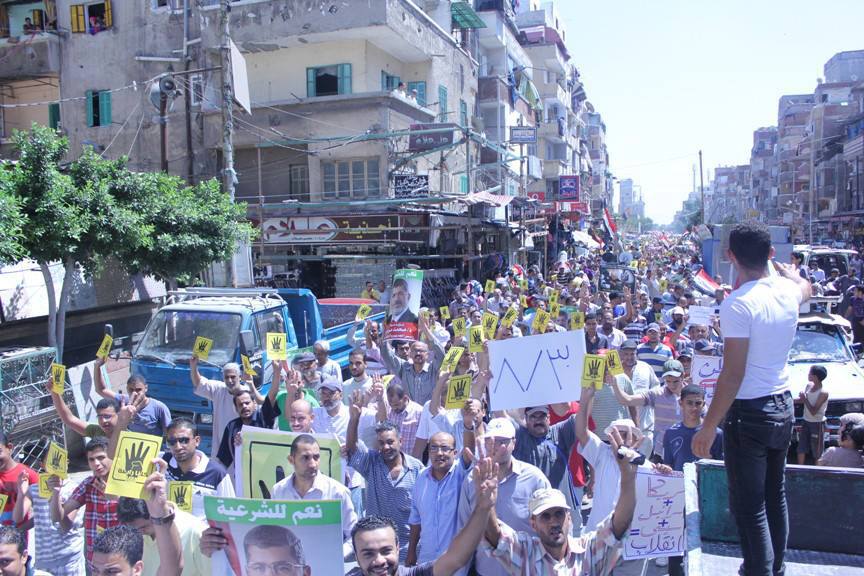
[167,437,192,446]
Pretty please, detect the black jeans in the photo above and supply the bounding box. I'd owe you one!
[723,391,794,576]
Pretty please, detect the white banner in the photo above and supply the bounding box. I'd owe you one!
[487,330,585,411]
[691,355,722,410]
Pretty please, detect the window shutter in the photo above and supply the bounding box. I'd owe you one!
[98,91,112,126]
[381,71,387,91]
[48,103,60,129]
[103,0,112,28]
[70,4,85,33]
[438,85,448,121]
[460,175,468,194]
[460,99,468,127]
[306,68,315,98]
[85,90,95,127]
[32,9,43,28]
[337,64,352,95]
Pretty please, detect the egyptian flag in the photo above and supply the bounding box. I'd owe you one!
[602,206,618,237]
[589,228,605,248]
[692,268,721,296]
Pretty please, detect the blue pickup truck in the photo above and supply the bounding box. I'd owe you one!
[129,287,385,452]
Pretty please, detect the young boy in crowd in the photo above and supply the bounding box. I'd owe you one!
[662,384,724,576]
[796,365,829,465]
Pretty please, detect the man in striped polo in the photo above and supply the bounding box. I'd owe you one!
[636,323,673,378]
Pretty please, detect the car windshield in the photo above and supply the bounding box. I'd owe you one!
[136,310,241,365]
[788,323,853,363]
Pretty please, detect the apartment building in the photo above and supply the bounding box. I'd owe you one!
[749,127,777,219]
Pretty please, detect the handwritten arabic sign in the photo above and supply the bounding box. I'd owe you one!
[623,468,685,560]
[692,355,721,410]
[394,174,429,198]
[236,427,343,500]
[687,305,718,328]
[487,330,586,411]
[204,496,343,576]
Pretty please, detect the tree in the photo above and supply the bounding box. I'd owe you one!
[7,125,253,360]
[0,166,25,264]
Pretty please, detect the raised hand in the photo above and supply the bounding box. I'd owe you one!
[143,458,171,519]
[16,471,30,497]
[200,526,229,557]
[473,457,499,510]
[608,426,639,483]
[349,389,365,418]
[369,374,385,402]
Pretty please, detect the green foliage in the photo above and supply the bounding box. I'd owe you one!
[0,166,25,264]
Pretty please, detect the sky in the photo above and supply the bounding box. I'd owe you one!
[558,0,864,225]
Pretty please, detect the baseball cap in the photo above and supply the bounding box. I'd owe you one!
[646,323,661,333]
[671,306,685,316]
[529,488,571,516]
[651,296,663,304]
[291,352,316,365]
[621,339,639,350]
[662,359,684,378]
[679,347,694,359]
[317,378,343,392]
[484,417,516,439]
[694,339,717,352]
[525,406,550,416]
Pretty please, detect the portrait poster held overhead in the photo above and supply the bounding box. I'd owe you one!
[486,330,586,411]
[691,354,722,410]
[623,468,685,560]
[384,269,424,341]
[235,427,343,499]
[204,496,344,576]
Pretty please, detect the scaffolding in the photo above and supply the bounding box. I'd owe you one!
[0,346,68,471]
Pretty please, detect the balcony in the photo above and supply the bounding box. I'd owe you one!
[0,33,60,80]
[538,80,568,106]
[522,42,568,76]
[477,76,536,121]
[543,159,570,179]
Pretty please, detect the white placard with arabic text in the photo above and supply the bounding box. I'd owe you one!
[623,468,685,560]
[487,330,585,411]
[691,355,722,410]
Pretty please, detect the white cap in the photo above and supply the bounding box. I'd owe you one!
[484,417,516,439]
[529,488,571,515]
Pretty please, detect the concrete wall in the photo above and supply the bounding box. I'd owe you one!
[0,79,56,137]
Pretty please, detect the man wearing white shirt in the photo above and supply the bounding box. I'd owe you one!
[271,434,357,558]
[693,223,811,576]
[313,340,342,382]
[343,349,374,404]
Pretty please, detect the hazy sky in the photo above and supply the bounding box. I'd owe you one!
[558,0,864,224]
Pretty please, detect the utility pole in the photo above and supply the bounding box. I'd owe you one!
[159,89,168,172]
[220,0,235,201]
[699,149,705,225]
[465,126,472,279]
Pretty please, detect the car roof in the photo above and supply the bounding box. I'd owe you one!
[160,296,283,314]
[798,312,848,327]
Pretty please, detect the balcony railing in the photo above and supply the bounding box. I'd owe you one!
[0,33,60,80]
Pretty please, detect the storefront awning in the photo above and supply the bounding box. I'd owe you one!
[451,2,487,29]
[459,190,515,207]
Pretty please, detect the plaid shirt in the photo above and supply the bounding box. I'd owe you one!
[388,400,424,455]
[70,476,119,562]
[485,512,623,575]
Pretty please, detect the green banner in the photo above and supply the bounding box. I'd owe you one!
[204,496,342,527]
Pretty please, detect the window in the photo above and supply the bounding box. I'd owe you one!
[70,1,112,34]
[86,90,111,127]
[289,165,309,201]
[189,74,204,106]
[322,159,380,200]
[306,64,351,97]
[407,81,426,106]
[381,71,401,91]
[460,175,468,194]
[48,103,61,130]
[438,85,448,122]
[459,64,465,93]
[460,99,468,127]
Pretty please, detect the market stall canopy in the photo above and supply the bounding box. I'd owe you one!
[459,190,515,207]
[572,230,600,248]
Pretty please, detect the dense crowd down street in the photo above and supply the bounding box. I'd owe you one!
[1,223,863,576]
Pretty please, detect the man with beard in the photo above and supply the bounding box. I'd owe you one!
[162,418,232,520]
[271,435,357,558]
[343,349,375,404]
[347,405,423,562]
[611,340,660,455]
[406,432,472,566]
[379,317,446,405]
[597,312,626,349]
[215,383,280,470]
[637,323,673,378]
[348,457,499,576]
[481,428,639,575]
[456,418,550,576]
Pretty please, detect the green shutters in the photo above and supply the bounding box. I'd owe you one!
[381,72,401,91]
[48,103,60,130]
[98,91,112,126]
[85,90,95,127]
[407,81,426,106]
[86,90,111,127]
[337,64,352,95]
[306,68,316,98]
[438,85,448,122]
[460,99,468,127]
[460,175,468,194]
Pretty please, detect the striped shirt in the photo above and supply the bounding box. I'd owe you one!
[31,481,86,576]
[387,400,424,456]
[70,476,119,562]
[349,447,423,561]
[636,342,673,378]
[485,512,622,575]
[638,386,680,452]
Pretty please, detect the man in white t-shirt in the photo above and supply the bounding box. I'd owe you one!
[693,222,810,576]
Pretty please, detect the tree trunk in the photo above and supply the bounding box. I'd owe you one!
[39,261,58,355]
[55,257,76,362]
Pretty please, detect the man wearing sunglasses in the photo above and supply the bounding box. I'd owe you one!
[163,418,234,520]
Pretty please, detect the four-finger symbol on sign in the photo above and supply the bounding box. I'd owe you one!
[270,336,283,351]
[174,486,188,505]
[124,443,150,478]
[587,358,602,378]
